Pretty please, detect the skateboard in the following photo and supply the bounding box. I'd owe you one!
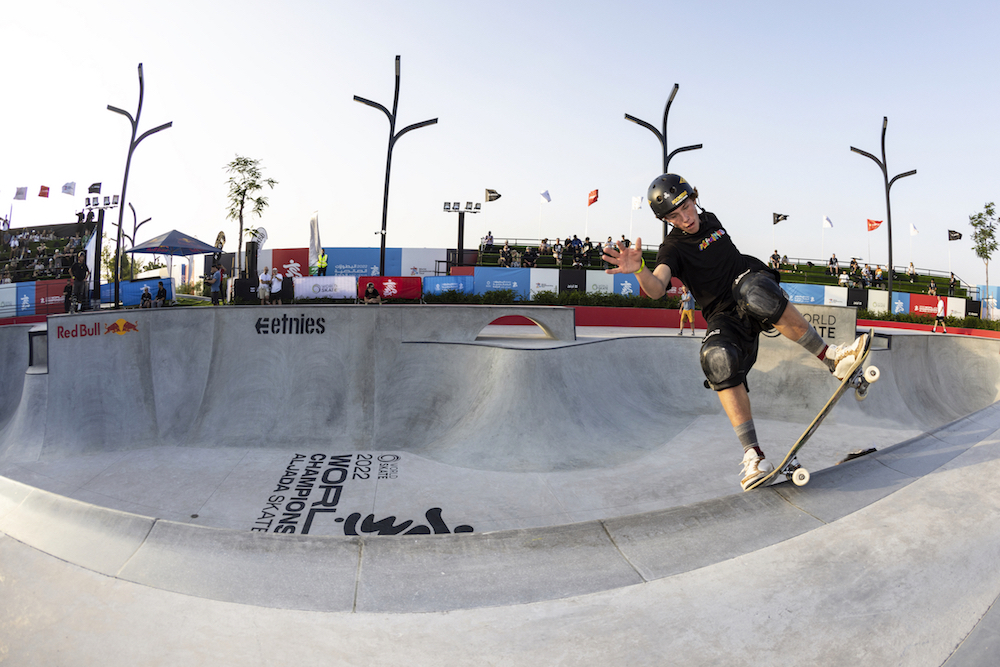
[744,328,879,491]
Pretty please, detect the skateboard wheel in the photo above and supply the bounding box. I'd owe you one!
[864,365,880,383]
[792,468,810,486]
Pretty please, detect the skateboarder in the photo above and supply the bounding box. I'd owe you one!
[604,174,868,490]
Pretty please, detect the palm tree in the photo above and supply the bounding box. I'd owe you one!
[225,156,277,277]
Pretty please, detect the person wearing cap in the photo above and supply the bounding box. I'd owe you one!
[209,263,223,306]
[603,173,868,491]
[363,282,382,305]
[69,251,90,312]
[140,285,152,308]
[154,281,167,307]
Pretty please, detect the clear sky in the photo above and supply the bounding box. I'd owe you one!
[3,0,999,286]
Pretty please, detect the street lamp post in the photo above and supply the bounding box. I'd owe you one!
[625,83,704,239]
[850,116,917,307]
[107,63,172,308]
[354,55,438,276]
[126,202,151,280]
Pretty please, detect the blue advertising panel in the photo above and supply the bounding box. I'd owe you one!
[474,267,530,300]
[890,292,910,315]
[423,275,474,295]
[16,282,35,316]
[783,284,824,305]
[325,248,402,277]
[613,274,640,297]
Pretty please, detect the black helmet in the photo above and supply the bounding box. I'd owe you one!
[647,174,696,219]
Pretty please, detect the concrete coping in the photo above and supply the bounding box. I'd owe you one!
[3,401,998,614]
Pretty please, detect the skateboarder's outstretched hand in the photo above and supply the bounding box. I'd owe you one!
[604,237,644,275]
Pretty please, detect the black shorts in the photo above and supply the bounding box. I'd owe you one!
[701,309,766,392]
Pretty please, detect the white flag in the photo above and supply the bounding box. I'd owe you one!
[822,216,833,229]
[632,196,642,210]
[540,190,551,203]
[14,187,27,201]
[308,212,321,275]
[62,182,76,196]
[910,223,919,236]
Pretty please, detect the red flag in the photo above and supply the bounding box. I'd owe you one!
[38,186,50,198]
[588,189,598,206]
[867,219,882,231]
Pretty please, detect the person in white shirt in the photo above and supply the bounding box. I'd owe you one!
[258,266,272,305]
[932,297,947,334]
[270,267,283,305]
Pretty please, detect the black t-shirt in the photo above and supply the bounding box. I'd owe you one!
[70,261,87,282]
[364,286,379,299]
[655,211,764,321]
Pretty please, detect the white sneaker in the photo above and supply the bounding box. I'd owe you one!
[825,333,868,380]
[740,449,774,490]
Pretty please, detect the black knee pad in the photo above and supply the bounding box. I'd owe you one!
[733,270,787,326]
[700,337,744,391]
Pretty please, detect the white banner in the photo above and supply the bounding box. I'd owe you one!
[824,286,848,307]
[528,268,559,299]
[946,297,965,319]
[400,248,447,277]
[293,276,356,300]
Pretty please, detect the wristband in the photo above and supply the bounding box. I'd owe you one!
[634,258,645,275]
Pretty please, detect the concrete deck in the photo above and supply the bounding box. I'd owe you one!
[1,305,999,665]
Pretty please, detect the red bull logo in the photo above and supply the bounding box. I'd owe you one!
[105,319,139,336]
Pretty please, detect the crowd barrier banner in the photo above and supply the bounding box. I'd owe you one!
[528,268,559,298]
[400,248,447,277]
[99,280,175,307]
[868,290,889,314]
[891,292,910,315]
[423,276,473,295]
[16,283,35,316]
[847,288,868,309]
[824,286,848,307]
[784,284,824,305]
[947,297,966,319]
[0,284,17,318]
[326,248,402,277]
[294,276,356,299]
[358,276,422,300]
[474,267,530,300]
[909,294,939,316]
[613,274,640,297]
[586,271,614,294]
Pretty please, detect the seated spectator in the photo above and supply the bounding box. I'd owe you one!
[571,255,583,269]
[907,262,916,283]
[522,246,538,268]
[849,258,859,275]
[828,253,839,276]
[781,254,788,265]
[363,282,382,305]
[583,237,594,266]
[498,242,512,268]
[928,278,937,296]
[838,271,849,287]
[552,238,563,267]
[154,281,167,308]
[620,235,631,248]
[861,264,872,288]
[769,250,780,270]
[1,267,11,284]
[570,235,583,253]
[511,250,521,268]
[873,265,884,288]
[539,238,550,255]
[140,285,152,308]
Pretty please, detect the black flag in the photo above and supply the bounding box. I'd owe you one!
[773,213,788,225]
[88,182,101,194]
[948,230,962,241]
[485,188,501,202]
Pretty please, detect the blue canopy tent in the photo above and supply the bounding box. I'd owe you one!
[125,230,222,303]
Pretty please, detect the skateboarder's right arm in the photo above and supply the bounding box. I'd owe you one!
[603,236,672,299]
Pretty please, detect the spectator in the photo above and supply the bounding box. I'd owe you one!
[849,258,859,275]
[511,249,521,268]
[781,254,788,265]
[838,271,849,287]
[539,238,550,255]
[140,285,152,308]
[552,238,563,268]
[861,264,872,288]
[828,253,839,276]
[209,263,223,306]
[620,235,631,248]
[907,262,916,283]
[70,251,90,311]
[928,278,937,296]
[154,281,167,308]
[363,281,382,305]
[258,266,272,304]
[270,267,283,305]
[583,237,595,266]
[678,284,695,335]
[873,265,884,288]
[949,272,957,297]
[932,297,947,334]
[570,235,583,253]
[484,232,494,253]
[498,242,512,268]
[523,246,538,268]
[769,250,780,270]
[62,282,72,313]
